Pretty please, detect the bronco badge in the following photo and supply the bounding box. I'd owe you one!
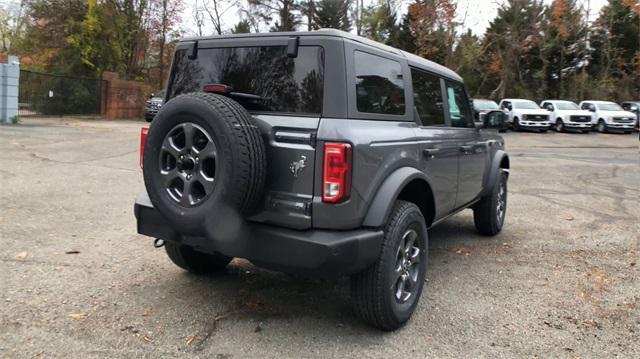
[290,156,307,177]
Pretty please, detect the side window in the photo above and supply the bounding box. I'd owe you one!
[445,81,473,128]
[411,68,444,126]
[354,51,405,115]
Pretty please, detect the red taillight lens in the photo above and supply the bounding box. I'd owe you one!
[140,127,149,169]
[203,84,232,93]
[322,142,352,203]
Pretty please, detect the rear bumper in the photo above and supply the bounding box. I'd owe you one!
[134,193,384,276]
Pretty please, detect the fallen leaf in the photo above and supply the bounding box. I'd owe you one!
[564,215,574,221]
[254,323,262,332]
[142,308,150,317]
[630,262,636,267]
[186,335,195,345]
[213,315,225,321]
[68,312,87,320]
[16,252,28,260]
[65,249,80,254]
[143,335,153,342]
[449,247,471,256]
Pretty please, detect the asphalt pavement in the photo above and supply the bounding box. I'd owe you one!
[1,118,638,358]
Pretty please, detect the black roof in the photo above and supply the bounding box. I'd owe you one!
[180,29,463,82]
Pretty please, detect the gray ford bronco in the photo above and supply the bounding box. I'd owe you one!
[135,29,510,330]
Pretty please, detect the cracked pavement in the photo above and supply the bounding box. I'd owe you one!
[1,118,638,358]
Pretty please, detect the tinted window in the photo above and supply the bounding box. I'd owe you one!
[445,81,473,128]
[411,68,444,126]
[354,51,405,115]
[168,46,324,114]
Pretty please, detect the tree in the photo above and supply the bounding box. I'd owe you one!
[407,0,458,66]
[200,0,235,35]
[541,0,586,99]
[314,0,351,31]
[360,0,399,43]
[482,0,546,99]
[299,0,317,30]
[588,0,640,99]
[248,0,301,32]
[232,19,252,33]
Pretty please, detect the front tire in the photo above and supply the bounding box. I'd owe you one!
[597,119,607,133]
[513,117,520,131]
[350,201,428,331]
[473,170,508,236]
[556,119,565,132]
[165,242,232,274]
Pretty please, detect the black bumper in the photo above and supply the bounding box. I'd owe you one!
[134,193,384,276]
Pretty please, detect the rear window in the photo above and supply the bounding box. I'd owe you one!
[168,46,324,114]
[354,51,405,115]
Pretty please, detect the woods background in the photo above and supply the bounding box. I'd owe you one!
[1,0,638,101]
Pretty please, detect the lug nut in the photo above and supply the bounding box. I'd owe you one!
[187,174,192,180]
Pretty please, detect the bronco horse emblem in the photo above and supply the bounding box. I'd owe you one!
[290,156,307,177]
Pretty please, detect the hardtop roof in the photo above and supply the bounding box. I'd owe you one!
[179,29,463,82]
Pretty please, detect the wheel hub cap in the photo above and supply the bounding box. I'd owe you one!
[394,229,422,304]
[159,122,218,207]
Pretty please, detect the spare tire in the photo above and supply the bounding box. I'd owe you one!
[143,92,266,236]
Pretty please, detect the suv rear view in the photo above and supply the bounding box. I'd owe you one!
[135,30,510,330]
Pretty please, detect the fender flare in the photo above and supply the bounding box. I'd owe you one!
[482,150,510,197]
[362,167,433,228]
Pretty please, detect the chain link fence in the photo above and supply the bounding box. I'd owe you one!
[18,70,105,117]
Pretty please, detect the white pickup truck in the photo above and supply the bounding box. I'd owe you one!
[499,98,551,132]
[540,100,592,133]
[579,101,637,133]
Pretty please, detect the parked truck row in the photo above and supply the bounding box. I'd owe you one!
[472,99,639,133]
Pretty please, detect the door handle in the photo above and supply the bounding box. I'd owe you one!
[459,145,473,154]
[422,148,440,159]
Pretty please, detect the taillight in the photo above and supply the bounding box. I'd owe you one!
[203,84,232,94]
[322,142,352,203]
[140,127,149,169]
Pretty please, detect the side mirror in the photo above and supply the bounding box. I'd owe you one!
[630,105,638,112]
[149,93,155,99]
[483,110,507,131]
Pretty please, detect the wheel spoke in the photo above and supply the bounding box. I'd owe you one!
[182,123,195,150]
[162,136,181,158]
[396,274,407,300]
[180,180,193,205]
[195,174,215,195]
[198,141,217,159]
[161,168,180,185]
[409,247,420,263]
[404,230,417,256]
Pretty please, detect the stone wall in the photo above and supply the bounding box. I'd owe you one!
[0,55,20,123]
[101,71,147,120]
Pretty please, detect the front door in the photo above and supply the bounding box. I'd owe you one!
[444,80,488,207]
[410,68,458,219]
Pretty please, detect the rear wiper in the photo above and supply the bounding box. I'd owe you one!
[202,84,271,103]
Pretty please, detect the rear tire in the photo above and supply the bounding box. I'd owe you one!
[473,170,508,236]
[165,242,232,274]
[350,201,428,331]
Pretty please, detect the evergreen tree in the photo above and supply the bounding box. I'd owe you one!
[314,0,351,31]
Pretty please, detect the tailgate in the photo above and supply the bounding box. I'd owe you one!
[248,115,319,229]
